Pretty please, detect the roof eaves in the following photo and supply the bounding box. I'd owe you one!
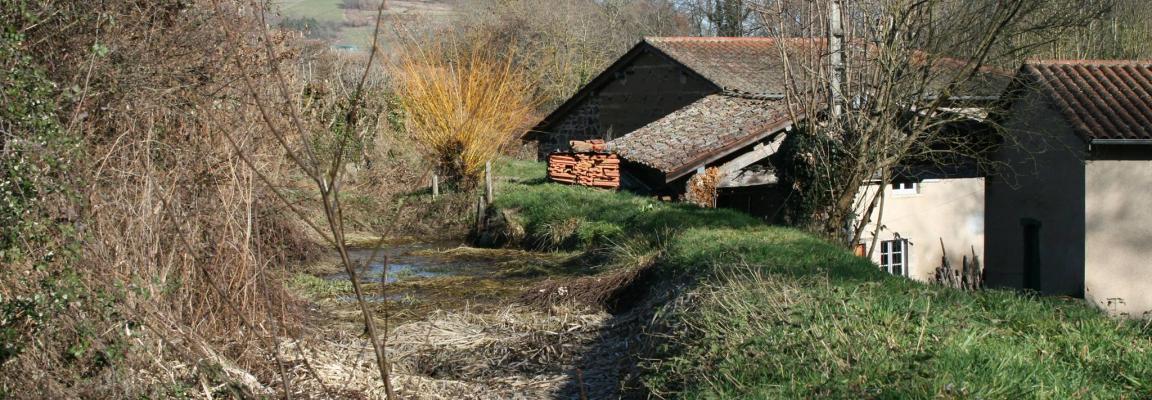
[1090,138,1152,145]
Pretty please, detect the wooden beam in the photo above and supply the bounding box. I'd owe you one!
[718,131,788,175]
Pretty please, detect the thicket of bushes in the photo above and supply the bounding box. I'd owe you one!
[1,11,83,374]
[280,16,342,39]
[0,1,426,396]
[448,0,695,110]
[488,160,1152,398]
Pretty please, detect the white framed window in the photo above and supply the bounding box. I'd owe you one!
[891,181,918,195]
[880,239,909,276]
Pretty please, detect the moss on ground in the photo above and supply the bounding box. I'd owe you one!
[490,160,1152,399]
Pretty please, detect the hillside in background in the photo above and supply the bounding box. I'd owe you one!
[275,0,455,51]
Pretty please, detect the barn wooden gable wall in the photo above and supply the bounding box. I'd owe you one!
[536,49,717,159]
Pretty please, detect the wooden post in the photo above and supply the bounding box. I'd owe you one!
[475,195,486,232]
[484,160,493,205]
[432,175,439,199]
[828,0,846,118]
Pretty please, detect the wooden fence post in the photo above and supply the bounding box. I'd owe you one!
[475,195,486,232]
[485,160,493,205]
[432,175,439,200]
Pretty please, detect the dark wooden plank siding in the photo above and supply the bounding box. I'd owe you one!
[536,49,717,159]
[717,184,788,223]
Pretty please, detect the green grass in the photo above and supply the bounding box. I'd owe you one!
[275,0,345,23]
[289,273,352,299]
[491,159,756,250]
[492,160,1152,399]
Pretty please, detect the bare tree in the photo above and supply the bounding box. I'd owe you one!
[450,0,695,110]
[681,0,756,36]
[216,0,400,397]
[1023,0,1152,60]
[753,0,1110,251]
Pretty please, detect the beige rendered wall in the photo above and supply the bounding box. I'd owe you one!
[857,178,985,282]
[1085,160,1152,317]
[984,91,1086,297]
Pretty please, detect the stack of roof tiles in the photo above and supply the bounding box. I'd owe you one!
[547,140,621,189]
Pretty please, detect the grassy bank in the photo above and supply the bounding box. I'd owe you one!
[490,160,1152,398]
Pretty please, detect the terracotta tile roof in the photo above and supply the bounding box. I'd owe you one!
[645,37,1010,97]
[644,37,817,96]
[1024,60,1152,141]
[608,94,795,181]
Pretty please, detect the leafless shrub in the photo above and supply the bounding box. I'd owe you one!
[752,0,1113,250]
[214,0,405,396]
[685,167,722,208]
[0,0,332,396]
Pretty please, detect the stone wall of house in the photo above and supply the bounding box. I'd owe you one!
[537,98,602,158]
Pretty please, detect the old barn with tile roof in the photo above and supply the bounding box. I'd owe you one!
[986,60,1152,317]
[525,37,814,215]
[607,95,794,183]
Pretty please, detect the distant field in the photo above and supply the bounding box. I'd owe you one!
[273,0,456,50]
[275,0,345,23]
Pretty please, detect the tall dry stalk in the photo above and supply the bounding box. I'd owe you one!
[208,0,402,397]
[394,42,538,188]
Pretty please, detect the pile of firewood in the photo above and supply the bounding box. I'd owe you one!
[685,167,722,208]
[933,240,984,291]
[547,141,620,189]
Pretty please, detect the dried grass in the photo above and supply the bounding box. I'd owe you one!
[1,0,342,395]
[282,306,615,399]
[73,0,307,350]
[520,262,656,312]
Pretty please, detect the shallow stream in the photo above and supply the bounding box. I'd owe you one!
[312,241,574,321]
[323,241,489,285]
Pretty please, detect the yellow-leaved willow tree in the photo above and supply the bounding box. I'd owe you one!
[395,41,538,189]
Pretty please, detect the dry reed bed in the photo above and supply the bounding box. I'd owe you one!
[281,306,613,399]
